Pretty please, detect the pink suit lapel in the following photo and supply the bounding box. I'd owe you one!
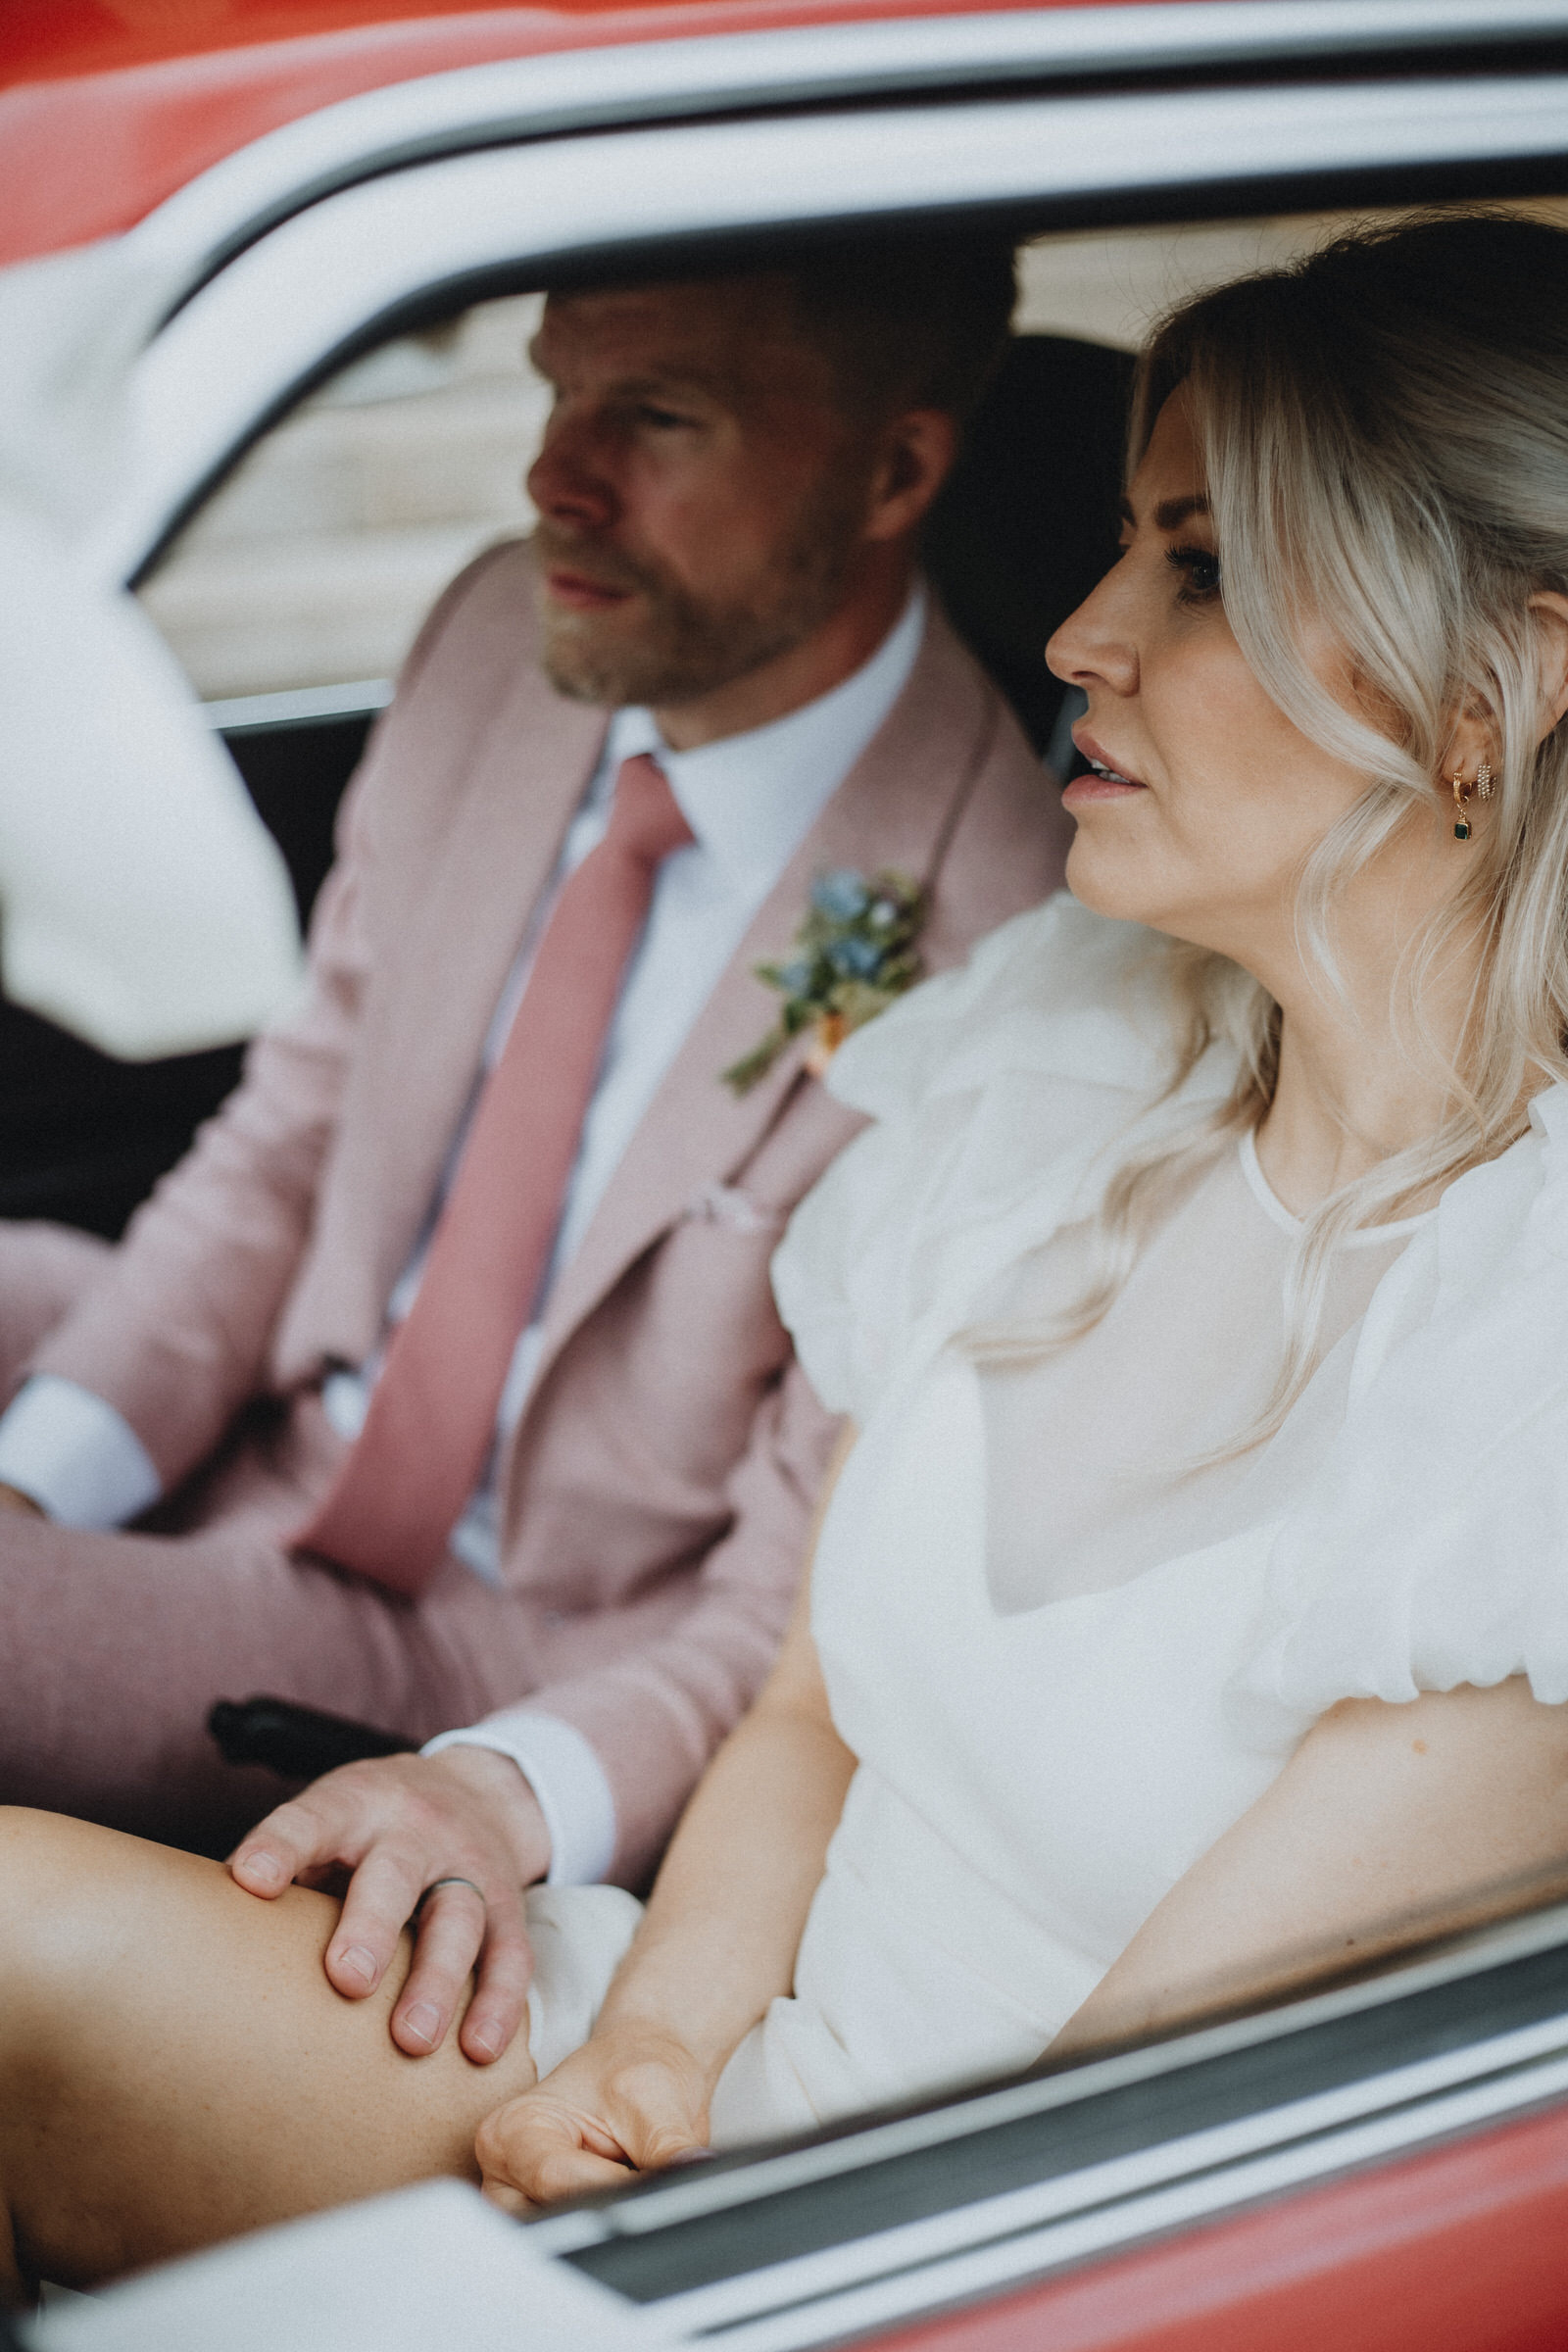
[299,666,607,1367]
[515,601,997,1413]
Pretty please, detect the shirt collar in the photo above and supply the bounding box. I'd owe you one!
[603,583,926,889]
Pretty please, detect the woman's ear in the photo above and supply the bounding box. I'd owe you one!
[1440,704,1496,793]
[1440,593,1568,791]
[1527,591,1568,742]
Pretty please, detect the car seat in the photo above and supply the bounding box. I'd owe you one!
[923,330,1136,760]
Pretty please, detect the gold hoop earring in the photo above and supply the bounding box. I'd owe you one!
[1476,759,1494,801]
[1450,768,1474,840]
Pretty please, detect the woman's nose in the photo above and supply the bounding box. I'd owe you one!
[526,415,617,531]
[1046,566,1139,696]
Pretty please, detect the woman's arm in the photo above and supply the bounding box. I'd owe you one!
[1052,1676,1568,2061]
[476,1428,859,2208]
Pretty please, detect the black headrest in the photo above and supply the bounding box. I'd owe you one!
[922,332,1136,756]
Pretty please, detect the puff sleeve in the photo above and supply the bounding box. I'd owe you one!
[1228,1090,1568,1750]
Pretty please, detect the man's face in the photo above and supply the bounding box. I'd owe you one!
[525,277,876,710]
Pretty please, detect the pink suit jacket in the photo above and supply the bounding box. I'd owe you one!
[30,540,1071,1882]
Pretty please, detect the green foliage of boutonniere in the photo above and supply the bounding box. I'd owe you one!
[722,867,927,1096]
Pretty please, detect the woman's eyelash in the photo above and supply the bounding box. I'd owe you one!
[1166,543,1222,602]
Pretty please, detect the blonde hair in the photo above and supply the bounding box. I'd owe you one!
[975,214,1568,1446]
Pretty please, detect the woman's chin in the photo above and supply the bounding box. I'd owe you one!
[1062,831,1166,927]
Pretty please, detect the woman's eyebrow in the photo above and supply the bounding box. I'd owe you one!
[1118,493,1212,532]
[1154,494,1211,531]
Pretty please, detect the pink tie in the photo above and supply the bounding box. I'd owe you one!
[294,755,695,1597]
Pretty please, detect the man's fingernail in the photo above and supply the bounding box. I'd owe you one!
[467,2019,503,2061]
[402,2001,442,2048]
[237,1851,281,1887]
[335,1943,378,1989]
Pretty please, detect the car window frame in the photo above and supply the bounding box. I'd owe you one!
[103,26,1568,594]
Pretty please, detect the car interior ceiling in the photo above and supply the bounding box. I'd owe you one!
[0,308,1133,1242]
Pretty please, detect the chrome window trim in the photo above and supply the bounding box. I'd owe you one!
[101,70,1568,589]
[203,679,394,735]
[678,2051,1568,2348]
[129,0,1568,304]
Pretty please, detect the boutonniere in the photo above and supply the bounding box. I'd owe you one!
[722,867,927,1096]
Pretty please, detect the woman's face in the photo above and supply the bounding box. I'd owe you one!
[1047,391,1377,971]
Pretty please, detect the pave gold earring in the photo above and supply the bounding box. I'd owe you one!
[1451,758,1494,840]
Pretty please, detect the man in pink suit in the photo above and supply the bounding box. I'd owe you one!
[0,240,1068,2066]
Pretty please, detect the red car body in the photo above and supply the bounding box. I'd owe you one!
[881,2105,1568,2352]
[0,0,1137,267]
[6,3,1568,2343]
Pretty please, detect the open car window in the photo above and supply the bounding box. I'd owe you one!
[137,294,547,710]
[132,199,1568,722]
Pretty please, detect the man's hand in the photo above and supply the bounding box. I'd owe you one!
[228,1745,551,2063]
[0,1484,44,1517]
[475,2025,710,2214]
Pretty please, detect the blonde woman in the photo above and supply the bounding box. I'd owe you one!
[5,211,1568,2290]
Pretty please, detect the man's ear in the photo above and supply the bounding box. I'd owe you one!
[861,409,959,544]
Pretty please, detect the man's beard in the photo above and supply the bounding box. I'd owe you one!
[535,468,867,710]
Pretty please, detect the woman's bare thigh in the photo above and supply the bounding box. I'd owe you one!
[0,1808,539,2291]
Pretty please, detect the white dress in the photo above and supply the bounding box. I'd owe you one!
[525,893,1568,2146]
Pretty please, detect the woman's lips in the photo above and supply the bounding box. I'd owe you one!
[543,566,633,612]
[1063,726,1149,805]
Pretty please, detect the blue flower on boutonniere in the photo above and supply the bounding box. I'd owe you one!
[721,867,927,1096]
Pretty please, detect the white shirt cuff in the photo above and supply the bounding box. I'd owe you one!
[422,1710,617,1887]
[0,1374,162,1528]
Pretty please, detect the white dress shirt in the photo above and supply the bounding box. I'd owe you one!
[0,586,925,1883]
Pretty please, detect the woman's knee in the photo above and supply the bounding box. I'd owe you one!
[0,1801,156,1903]
[0,1806,111,1981]
[0,1808,230,2039]
[0,1810,118,2300]
[0,1810,545,2277]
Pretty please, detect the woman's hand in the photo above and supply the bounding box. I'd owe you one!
[476,1431,861,2213]
[475,2025,710,2213]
